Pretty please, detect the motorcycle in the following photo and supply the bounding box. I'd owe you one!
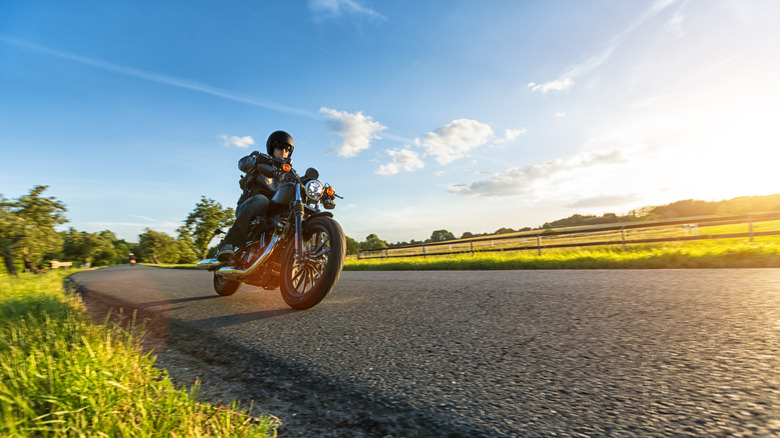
[197,156,346,310]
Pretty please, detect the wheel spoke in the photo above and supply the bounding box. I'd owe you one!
[303,263,317,289]
[292,266,306,289]
[287,226,338,296]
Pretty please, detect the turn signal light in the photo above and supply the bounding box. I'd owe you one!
[325,187,335,197]
[282,163,291,172]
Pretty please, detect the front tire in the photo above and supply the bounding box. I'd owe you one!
[213,273,243,296]
[280,216,346,309]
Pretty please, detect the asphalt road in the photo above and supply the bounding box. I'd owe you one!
[70,266,780,437]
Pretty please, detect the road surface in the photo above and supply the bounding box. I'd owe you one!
[70,266,780,437]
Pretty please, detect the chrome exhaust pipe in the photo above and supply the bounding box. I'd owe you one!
[217,235,280,281]
[197,258,221,270]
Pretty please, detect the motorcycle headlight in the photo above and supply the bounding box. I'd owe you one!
[305,179,325,202]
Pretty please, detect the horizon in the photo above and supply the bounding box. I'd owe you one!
[2,1,779,243]
[10,186,777,245]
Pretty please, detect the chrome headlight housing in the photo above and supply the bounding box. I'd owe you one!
[305,179,325,203]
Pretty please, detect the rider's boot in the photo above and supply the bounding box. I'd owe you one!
[216,243,238,262]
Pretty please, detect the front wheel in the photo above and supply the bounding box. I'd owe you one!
[280,216,346,309]
[213,273,243,296]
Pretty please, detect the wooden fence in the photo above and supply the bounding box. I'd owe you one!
[356,211,780,260]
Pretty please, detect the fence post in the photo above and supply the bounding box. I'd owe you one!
[537,234,542,255]
[357,251,361,261]
[621,226,627,250]
[422,245,427,258]
[384,248,389,259]
[470,240,474,256]
[749,214,754,243]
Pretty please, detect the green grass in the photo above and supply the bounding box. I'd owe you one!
[0,270,280,437]
[345,240,780,270]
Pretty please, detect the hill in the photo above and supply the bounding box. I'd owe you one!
[540,194,780,229]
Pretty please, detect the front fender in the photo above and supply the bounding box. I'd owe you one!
[304,210,334,222]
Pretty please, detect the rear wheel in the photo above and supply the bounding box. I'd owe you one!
[280,216,346,309]
[213,273,243,296]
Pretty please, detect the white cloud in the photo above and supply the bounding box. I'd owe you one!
[321,107,387,157]
[528,78,574,93]
[449,149,629,197]
[554,112,567,117]
[218,134,255,148]
[309,0,386,22]
[495,128,528,144]
[375,148,424,175]
[417,119,494,164]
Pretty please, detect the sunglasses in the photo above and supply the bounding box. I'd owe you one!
[271,141,292,152]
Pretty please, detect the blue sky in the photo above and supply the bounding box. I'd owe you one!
[2,0,779,244]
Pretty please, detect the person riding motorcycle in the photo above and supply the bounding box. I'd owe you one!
[216,130,294,261]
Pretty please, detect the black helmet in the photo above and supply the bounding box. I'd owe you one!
[266,130,294,157]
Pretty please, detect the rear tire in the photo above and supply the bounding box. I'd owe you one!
[213,273,243,296]
[280,216,346,309]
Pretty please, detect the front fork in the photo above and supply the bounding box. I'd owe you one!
[293,185,305,261]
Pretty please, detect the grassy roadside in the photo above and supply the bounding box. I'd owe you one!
[0,270,280,437]
[346,241,780,270]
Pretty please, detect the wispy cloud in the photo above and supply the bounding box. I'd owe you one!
[449,149,629,197]
[566,194,642,209]
[529,0,684,93]
[0,35,317,118]
[128,214,161,223]
[218,135,255,148]
[320,107,387,157]
[309,0,386,22]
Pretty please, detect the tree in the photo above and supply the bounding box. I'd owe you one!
[96,230,136,265]
[137,229,180,264]
[175,236,198,264]
[175,225,199,263]
[345,236,361,255]
[429,229,455,242]
[63,228,106,265]
[0,196,22,275]
[183,197,235,259]
[360,234,388,250]
[0,186,67,276]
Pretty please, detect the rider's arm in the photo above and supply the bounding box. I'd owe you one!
[238,151,273,173]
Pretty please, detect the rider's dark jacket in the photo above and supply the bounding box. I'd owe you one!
[237,152,281,205]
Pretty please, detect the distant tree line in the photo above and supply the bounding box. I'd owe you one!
[352,194,780,253]
[3,186,779,275]
[0,186,236,276]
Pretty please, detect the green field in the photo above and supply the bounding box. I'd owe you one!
[0,270,280,437]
